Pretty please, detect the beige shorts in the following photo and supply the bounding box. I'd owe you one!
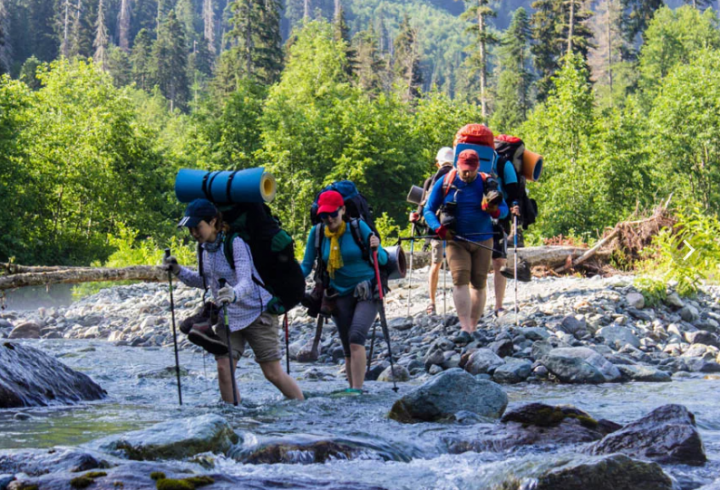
[445,238,493,290]
[214,312,281,363]
[430,239,444,265]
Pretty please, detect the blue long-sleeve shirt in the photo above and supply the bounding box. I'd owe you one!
[301,220,388,296]
[423,173,508,242]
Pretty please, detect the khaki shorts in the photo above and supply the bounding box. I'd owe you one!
[430,239,444,265]
[214,312,281,363]
[446,238,493,290]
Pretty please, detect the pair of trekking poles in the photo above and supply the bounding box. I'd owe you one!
[164,249,291,407]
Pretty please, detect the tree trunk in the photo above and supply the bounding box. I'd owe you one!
[118,0,131,52]
[408,246,606,270]
[62,0,70,57]
[203,0,215,53]
[606,1,612,107]
[334,0,340,20]
[304,0,310,20]
[0,266,169,291]
[567,0,574,55]
[478,5,487,119]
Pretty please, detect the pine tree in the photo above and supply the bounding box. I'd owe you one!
[130,27,152,89]
[589,0,628,106]
[393,13,423,102]
[492,7,533,132]
[69,0,92,58]
[176,0,197,43]
[619,0,662,54]
[107,43,132,85]
[93,0,109,67]
[189,37,213,76]
[353,26,384,94]
[0,0,10,75]
[131,0,157,41]
[151,9,189,110]
[563,0,594,59]
[117,0,131,51]
[30,0,58,61]
[19,55,43,89]
[224,0,283,85]
[333,4,355,76]
[462,0,498,118]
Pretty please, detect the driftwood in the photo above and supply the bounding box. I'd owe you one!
[0,266,167,291]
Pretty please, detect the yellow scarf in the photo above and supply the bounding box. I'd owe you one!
[324,221,346,279]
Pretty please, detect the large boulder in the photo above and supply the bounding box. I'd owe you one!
[0,342,105,408]
[97,414,239,460]
[586,404,707,465]
[8,322,41,340]
[530,454,674,490]
[464,348,505,375]
[541,347,621,384]
[388,368,507,423]
[492,359,532,384]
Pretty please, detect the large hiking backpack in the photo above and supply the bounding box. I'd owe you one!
[310,181,379,236]
[198,202,305,315]
[494,134,539,229]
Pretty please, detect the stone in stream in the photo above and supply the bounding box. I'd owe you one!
[616,365,671,382]
[508,454,675,490]
[492,359,532,384]
[230,434,414,464]
[586,404,707,465]
[96,414,239,460]
[0,447,108,476]
[540,347,622,384]
[378,365,410,383]
[388,368,507,423]
[0,342,106,408]
[626,292,646,309]
[463,348,505,375]
[8,322,41,339]
[597,325,641,349]
[296,341,320,363]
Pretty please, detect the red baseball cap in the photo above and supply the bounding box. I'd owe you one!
[457,150,480,171]
[317,190,344,214]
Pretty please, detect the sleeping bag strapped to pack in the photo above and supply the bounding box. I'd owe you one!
[199,202,306,315]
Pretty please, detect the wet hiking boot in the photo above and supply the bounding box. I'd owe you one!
[453,330,473,344]
[500,258,532,283]
[187,323,228,356]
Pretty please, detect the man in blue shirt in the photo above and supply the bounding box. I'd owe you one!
[424,150,508,343]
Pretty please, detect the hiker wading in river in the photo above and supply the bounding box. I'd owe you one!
[423,150,508,344]
[300,190,388,393]
[163,199,304,403]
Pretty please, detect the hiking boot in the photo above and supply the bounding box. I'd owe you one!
[453,330,473,344]
[500,258,532,282]
[187,324,228,356]
[180,302,219,334]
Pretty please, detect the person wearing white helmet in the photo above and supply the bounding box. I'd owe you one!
[409,146,454,315]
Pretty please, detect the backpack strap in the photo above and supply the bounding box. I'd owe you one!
[197,243,208,302]
[349,218,371,264]
[442,168,458,198]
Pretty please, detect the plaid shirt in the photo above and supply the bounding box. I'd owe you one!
[177,236,272,332]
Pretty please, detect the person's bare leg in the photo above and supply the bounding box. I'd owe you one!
[216,358,240,404]
[259,361,304,400]
[454,285,475,333]
[493,258,506,312]
[470,287,487,327]
[344,356,353,387]
[429,262,441,307]
[349,344,367,389]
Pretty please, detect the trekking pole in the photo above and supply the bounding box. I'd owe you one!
[218,278,239,406]
[512,202,519,327]
[284,314,291,374]
[164,249,183,406]
[442,240,447,317]
[406,224,415,318]
[371,249,399,393]
[366,320,377,376]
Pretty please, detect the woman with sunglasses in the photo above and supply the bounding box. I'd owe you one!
[300,190,388,393]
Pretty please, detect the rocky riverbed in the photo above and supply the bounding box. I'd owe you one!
[1,269,720,489]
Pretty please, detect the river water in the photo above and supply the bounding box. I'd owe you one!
[2,339,720,489]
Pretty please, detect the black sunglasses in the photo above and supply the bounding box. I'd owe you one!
[318,209,341,220]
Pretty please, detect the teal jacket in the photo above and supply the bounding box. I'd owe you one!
[301,220,388,296]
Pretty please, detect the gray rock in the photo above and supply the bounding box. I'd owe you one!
[518,327,550,341]
[388,368,507,423]
[0,342,106,408]
[541,347,622,384]
[0,319,14,330]
[686,331,720,348]
[464,348,505,375]
[389,317,414,331]
[531,340,553,360]
[0,474,13,489]
[587,404,707,465]
[428,364,443,375]
[8,322,41,340]
[378,365,410,383]
[617,365,671,382]
[627,292,645,309]
[487,339,514,358]
[597,326,641,349]
[97,414,239,460]
[559,315,587,336]
[530,454,674,490]
[680,304,700,323]
[665,292,685,309]
[493,359,532,384]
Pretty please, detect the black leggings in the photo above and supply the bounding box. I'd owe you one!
[332,295,378,357]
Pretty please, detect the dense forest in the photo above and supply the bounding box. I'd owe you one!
[1,0,720,267]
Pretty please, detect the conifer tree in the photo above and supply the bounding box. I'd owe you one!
[492,7,533,132]
[69,0,93,58]
[353,26,384,94]
[151,10,189,110]
[333,4,355,76]
[30,0,58,61]
[19,55,43,89]
[202,0,216,54]
[131,0,157,40]
[393,13,423,102]
[462,0,498,118]
[589,0,628,106]
[107,43,132,85]
[93,0,109,68]
[176,0,197,43]
[0,0,10,75]
[619,0,663,51]
[130,28,152,90]
[117,0,131,51]
[189,37,213,76]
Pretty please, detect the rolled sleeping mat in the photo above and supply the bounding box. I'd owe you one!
[384,245,407,280]
[522,150,544,182]
[407,185,424,205]
[175,168,277,204]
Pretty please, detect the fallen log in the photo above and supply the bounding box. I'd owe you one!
[0,266,168,291]
[1,263,92,274]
